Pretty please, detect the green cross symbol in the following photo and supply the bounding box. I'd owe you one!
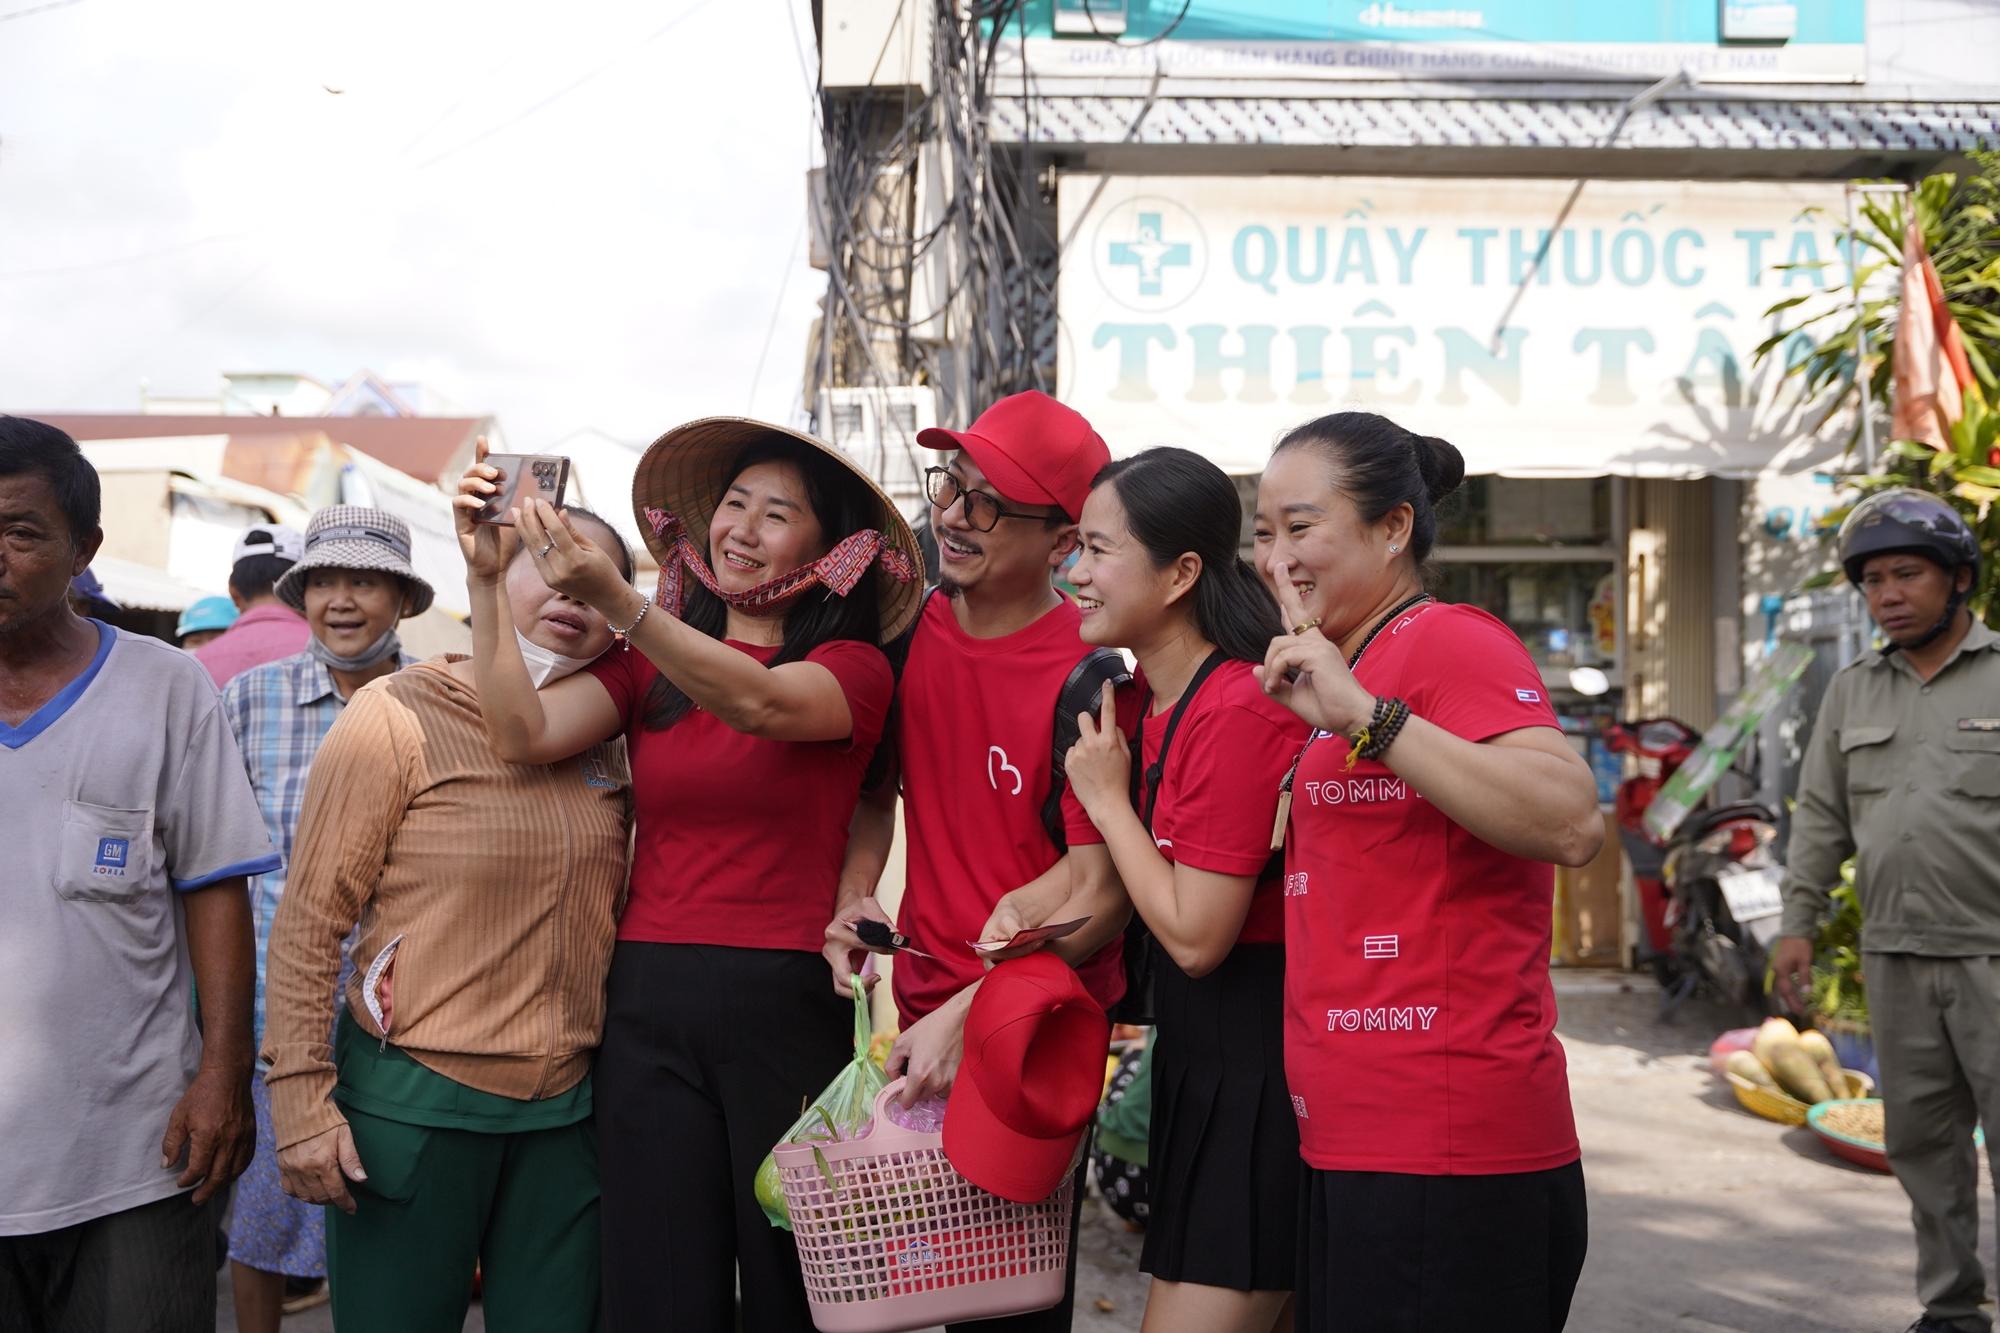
[1108,211,1191,296]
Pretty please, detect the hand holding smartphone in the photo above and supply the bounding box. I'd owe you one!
[474,453,571,526]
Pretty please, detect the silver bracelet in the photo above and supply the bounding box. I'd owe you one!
[608,593,651,637]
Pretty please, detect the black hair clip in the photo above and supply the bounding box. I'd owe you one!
[852,917,933,959]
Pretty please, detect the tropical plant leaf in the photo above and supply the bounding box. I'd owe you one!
[1759,154,2000,630]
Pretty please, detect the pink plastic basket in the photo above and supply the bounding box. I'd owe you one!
[773,1079,1074,1333]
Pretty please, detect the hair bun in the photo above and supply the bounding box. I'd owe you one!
[1412,435,1465,505]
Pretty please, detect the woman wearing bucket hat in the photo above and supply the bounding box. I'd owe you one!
[263,506,635,1333]
[216,505,431,1333]
[457,423,921,1333]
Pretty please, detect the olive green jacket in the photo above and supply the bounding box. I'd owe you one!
[1779,617,2000,954]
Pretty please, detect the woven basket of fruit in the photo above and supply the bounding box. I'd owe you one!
[1721,1018,1874,1125]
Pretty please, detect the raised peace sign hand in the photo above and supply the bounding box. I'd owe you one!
[1259,560,1376,737]
[1062,681,1131,822]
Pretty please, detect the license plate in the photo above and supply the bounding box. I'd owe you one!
[1717,865,1784,923]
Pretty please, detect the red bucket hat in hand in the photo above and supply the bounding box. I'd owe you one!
[916,390,1109,522]
[944,952,1110,1204]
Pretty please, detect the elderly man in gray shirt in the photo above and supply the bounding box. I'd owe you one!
[1776,489,2000,1333]
[0,418,278,1333]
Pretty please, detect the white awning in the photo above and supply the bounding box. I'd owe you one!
[336,452,469,619]
[86,556,213,613]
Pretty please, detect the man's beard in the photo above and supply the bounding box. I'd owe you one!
[936,575,964,599]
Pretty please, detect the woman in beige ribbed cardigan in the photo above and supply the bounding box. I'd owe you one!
[261,508,636,1333]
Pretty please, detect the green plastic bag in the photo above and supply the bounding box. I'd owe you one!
[753,978,887,1230]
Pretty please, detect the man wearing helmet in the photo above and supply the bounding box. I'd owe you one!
[1776,488,1999,1333]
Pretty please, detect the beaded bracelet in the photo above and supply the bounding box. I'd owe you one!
[1363,697,1411,760]
[608,592,652,637]
[1345,695,1410,769]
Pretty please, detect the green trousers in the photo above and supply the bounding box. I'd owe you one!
[326,1107,600,1333]
[1870,952,2000,1333]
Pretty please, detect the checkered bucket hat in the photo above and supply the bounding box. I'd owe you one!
[273,505,435,617]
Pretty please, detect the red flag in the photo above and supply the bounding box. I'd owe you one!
[1891,216,1975,449]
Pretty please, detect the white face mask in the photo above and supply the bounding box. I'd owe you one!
[515,626,603,688]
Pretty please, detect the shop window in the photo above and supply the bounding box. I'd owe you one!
[1431,561,1619,676]
[1437,477,1611,548]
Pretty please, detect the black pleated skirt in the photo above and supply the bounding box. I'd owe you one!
[1140,939,1299,1292]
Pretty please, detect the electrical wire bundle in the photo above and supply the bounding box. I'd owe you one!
[809,0,1057,436]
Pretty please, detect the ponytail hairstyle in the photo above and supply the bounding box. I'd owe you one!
[1271,411,1465,566]
[641,435,883,732]
[1092,447,1283,665]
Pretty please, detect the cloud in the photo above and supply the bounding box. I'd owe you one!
[0,0,825,444]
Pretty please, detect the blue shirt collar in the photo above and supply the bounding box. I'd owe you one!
[0,619,116,750]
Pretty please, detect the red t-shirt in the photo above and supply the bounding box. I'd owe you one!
[1135,659,1307,948]
[1283,602,1579,1176]
[893,593,1125,1025]
[587,637,894,953]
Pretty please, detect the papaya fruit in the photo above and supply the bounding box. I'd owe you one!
[1754,1017,1834,1104]
[1726,1049,1778,1090]
[1798,1028,1846,1099]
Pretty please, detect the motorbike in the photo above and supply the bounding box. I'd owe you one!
[1660,801,1785,1023]
[1605,719,1785,1023]
[1604,717,1696,979]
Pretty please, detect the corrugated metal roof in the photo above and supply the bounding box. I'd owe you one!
[995,95,1999,152]
[28,413,492,485]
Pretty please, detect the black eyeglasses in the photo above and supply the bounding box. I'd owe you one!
[924,467,1055,533]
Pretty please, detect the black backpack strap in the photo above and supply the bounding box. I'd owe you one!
[1132,649,1230,832]
[1041,647,1134,850]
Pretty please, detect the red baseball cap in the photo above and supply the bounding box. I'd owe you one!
[943,952,1110,1204]
[916,391,1109,522]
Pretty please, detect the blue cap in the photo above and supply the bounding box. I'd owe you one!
[177,595,239,638]
[70,568,119,611]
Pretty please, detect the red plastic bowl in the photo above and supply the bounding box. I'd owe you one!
[1807,1099,1891,1173]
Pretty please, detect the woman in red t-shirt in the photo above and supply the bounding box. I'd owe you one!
[1249,412,1605,1333]
[994,447,1309,1333]
[457,422,922,1333]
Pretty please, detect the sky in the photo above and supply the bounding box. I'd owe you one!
[0,0,826,448]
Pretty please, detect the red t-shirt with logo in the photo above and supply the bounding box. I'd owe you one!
[1282,602,1578,1175]
[1136,660,1308,947]
[587,637,894,953]
[893,593,1126,1025]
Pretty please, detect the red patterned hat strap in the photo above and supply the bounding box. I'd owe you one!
[643,507,917,619]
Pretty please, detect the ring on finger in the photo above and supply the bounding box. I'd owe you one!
[537,538,556,558]
[1291,617,1322,635]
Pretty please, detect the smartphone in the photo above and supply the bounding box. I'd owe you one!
[474,453,571,526]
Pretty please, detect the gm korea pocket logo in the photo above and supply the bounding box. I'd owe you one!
[93,837,130,877]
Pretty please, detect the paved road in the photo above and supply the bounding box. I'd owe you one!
[223,973,1988,1332]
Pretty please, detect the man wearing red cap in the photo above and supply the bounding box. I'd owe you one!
[826,390,1128,1331]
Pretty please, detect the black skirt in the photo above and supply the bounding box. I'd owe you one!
[1140,939,1299,1292]
[1294,1160,1588,1333]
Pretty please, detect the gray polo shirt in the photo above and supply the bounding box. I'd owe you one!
[0,622,280,1235]
[1780,617,2000,955]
